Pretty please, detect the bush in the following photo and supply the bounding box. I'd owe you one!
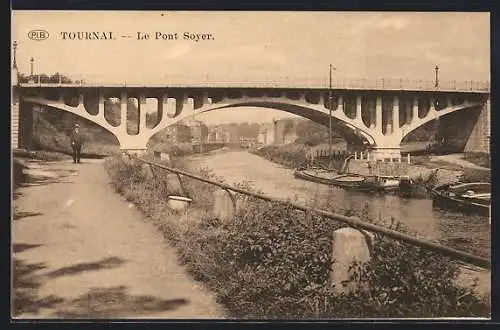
[460,168,491,183]
[330,221,489,318]
[463,153,490,169]
[251,144,310,169]
[104,155,490,319]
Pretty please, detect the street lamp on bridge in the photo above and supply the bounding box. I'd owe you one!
[13,41,18,69]
[29,57,35,83]
[30,57,34,76]
[434,65,439,88]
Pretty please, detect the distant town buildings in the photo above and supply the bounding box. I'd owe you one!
[162,117,323,147]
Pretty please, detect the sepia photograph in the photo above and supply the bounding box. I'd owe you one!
[11,11,491,319]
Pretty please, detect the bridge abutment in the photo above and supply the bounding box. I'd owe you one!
[464,97,490,154]
[12,88,20,149]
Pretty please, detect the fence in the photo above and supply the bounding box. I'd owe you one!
[18,77,490,93]
[133,156,490,270]
[311,149,411,164]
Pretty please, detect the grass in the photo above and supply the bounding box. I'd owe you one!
[411,155,464,171]
[104,155,490,319]
[250,144,346,170]
[460,168,491,183]
[463,153,490,169]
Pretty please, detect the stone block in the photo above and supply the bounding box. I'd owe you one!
[212,189,236,222]
[140,163,154,179]
[160,152,171,163]
[330,227,374,294]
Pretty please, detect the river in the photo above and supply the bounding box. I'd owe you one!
[187,150,490,260]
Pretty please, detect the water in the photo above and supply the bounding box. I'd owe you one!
[189,150,490,259]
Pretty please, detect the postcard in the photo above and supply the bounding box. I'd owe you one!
[11,11,491,320]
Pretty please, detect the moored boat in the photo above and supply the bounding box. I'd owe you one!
[430,182,490,216]
[364,175,400,192]
[294,168,340,185]
[293,169,400,192]
[331,173,372,191]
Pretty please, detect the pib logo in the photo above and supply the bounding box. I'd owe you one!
[28,30,49,41]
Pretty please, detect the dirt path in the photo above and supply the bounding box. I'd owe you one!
[431,154,490,171]
[12,158,226,319]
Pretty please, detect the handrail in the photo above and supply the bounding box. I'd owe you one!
[16,77,490,92]
[134,156,491,270]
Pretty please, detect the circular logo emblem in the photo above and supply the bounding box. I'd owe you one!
[28,30,49,41]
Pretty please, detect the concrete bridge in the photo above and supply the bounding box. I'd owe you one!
[11,73,490,160]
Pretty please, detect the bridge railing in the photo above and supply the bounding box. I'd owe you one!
[18,76,490,92]
[133,156,490,270]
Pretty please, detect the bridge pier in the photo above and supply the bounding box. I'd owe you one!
[368,147,401,161]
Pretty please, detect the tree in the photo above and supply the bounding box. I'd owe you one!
[200,123,209,142]
[17,72,73,84]
[239,122,251,138]
[176,124,192,143]
[249,123,260,138]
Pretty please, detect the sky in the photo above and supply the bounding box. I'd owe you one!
[12,11,490,124]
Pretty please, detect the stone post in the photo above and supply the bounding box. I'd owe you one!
[212,189,236,223]
[330,227,374,294]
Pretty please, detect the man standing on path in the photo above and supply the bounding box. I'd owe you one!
[71,124,84,164]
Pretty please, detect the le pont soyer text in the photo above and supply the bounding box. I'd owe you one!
[137,32,215,42]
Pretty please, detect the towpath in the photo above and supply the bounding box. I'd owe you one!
[431,153,490,171]
[12,158,226,319]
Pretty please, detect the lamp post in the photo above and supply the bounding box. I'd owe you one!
[29,57,35,84]
[12,41,19,86]
[328,64,336,167]
[13,41,18,69]
[434,65,439,88]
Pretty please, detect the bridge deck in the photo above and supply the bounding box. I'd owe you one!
[17,78,490,93]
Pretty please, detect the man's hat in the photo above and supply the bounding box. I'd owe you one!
[74,124,80,128]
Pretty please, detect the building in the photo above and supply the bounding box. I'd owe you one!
[257,122,275,145]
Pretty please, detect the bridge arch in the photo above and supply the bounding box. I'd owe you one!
[151,98,377,147]
[400,101,483,142]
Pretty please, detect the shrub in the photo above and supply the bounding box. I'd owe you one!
[463,152,490,169]
[251,144,309,169]
[460,168,491,183]
[329,221,489,318]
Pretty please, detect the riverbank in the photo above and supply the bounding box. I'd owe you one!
[104,152,489,318]
[253,145,490,188]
